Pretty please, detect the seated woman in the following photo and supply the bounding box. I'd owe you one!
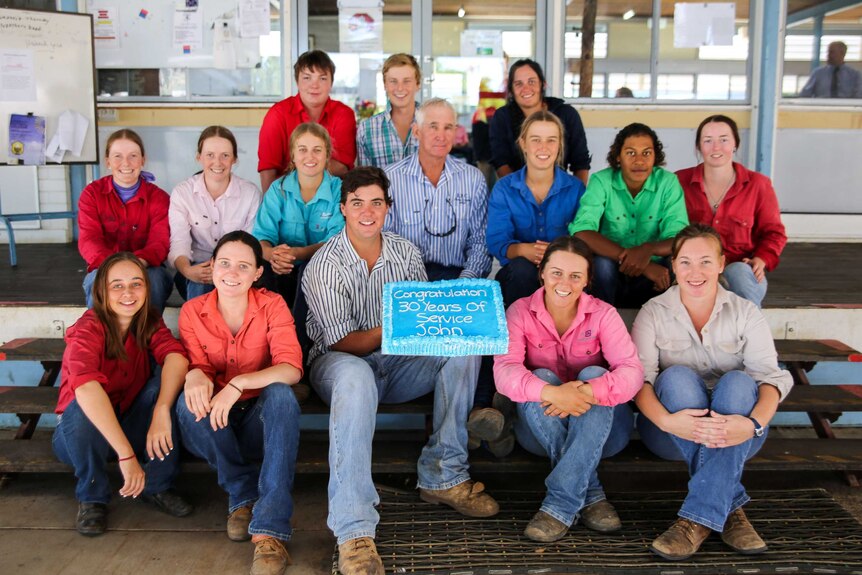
[169,125,262,300]
[632,224,793,561]
[253,122,345,307]
[53,252,192,537]
[569,123,689,308]
[78,129,174,312]
[494,236,643,542]
[487,110,586,308]
[176,230,303,575]
[676,115,787,307]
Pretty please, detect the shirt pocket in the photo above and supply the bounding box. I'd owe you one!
[726,217,753,248]
[452,193,473,220]
[656,337,691,364]
[279,219,306,245]
[570,337,601,359]
[526,335,559,365]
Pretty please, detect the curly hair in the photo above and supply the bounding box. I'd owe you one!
[606,123,666,170]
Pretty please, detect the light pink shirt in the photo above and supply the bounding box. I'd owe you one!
[168,173,262,267]
[494,289,644,406]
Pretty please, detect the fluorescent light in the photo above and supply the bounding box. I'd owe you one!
[622,9,635,20]
[457,5,465,18]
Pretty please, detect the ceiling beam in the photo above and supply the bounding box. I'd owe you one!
[787,0,862,26]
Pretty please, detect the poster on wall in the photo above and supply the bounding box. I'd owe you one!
[338,0,383,53]
[460,30,503,57]
[91,6,120,49]
[674,2,735,48]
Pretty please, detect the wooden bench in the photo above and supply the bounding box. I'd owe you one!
[0,210,77,267]
[1,337,861,481]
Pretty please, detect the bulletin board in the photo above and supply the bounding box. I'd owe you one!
[0,8,98,164]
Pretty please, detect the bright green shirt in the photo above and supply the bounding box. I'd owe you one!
[568,166,688,249]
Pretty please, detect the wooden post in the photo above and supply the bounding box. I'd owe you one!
[579,0,598,97]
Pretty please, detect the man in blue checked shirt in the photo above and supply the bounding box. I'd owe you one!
[384,98,492,281]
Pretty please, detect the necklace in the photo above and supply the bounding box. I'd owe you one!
[705,171,736,211]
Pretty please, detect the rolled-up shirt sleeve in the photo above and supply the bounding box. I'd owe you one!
[740,307,794,400]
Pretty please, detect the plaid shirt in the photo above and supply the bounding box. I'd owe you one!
[356,102,419,168]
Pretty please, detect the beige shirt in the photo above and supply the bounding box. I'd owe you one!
[632,285,793,400]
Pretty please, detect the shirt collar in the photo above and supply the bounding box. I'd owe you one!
[405,153,466,181]
[689,162,751,198]
[653,284,733,315]
[337,228,392,272]
[282,171,338,205]
[611,166,661,195]
[200,286,264,325]
[288,94,335,120]
[511,166,569,201]
[528,288,601,336]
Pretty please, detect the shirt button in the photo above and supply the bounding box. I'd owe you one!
[538,344,543,348]
[231,340,235,344]
[230,359,235,363]
[586,350,592,355]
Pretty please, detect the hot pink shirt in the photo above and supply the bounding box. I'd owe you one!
[494,289,643,406]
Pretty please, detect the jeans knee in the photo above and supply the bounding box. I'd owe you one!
[578,365,608,381]
[711,370,758,415]
[260,383,301,419]
[592,256,617,281]
[532,368,562,385]
[654,366,707,410]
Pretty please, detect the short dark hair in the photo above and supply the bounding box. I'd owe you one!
[506,59,546,105]
[340,167,392,206]
[294,50,336,81]
[212,230,265,289]
[671,223,724,261]
[606,122,666,170]
[538,235,595,287]
[695,114,741,150]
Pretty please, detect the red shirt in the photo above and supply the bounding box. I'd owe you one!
[56,310,186,414]
[676,162,787,271]
[257,95,357,174]
[77,175,171,272]
[178,288,304,401]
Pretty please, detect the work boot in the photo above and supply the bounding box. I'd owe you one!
[250,536,291,575]
[227,505,253,541]
[76,502,107,537]
[721,508,768,554]
[467,407,505,442]
[484,393,516,457]
[580,499,622,533]
[337,537,384,575]
[419,479,500,517]
[649,518,712,561]
[141,489,194,517]
[524,510,569,543]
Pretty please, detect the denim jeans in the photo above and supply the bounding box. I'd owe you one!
[310,351,478,544]
[52,367,181,504]
[722,261,767,308]
[636,365,768,531]
[513,366,633,526]
[176,383,300,541]
[83,265,174,312]
[495,257,540,309]
[590,255,669,308]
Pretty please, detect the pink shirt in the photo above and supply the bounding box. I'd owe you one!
[494,289,644,406]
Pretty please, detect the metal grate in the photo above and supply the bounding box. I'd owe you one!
[333,488,862,575]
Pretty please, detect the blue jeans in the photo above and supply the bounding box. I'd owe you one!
[590,255,669,308]
[495,257,541,309]
[310,351,479,544]
[52,368,181,504]
[636,365,768,531]
[176,384,300,541]
[722,261,767,308]
[513,366,633,526]
[83,265,174,313]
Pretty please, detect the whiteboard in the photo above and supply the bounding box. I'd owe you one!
[0,8,98,164]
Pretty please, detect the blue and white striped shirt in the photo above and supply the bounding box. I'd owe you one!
[384,154,492,279]
[301,228,427,363]
[356,102,419,168]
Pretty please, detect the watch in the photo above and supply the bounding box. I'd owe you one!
[748,417,764,438]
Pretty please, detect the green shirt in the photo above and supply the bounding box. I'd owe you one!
[568,166,689,249]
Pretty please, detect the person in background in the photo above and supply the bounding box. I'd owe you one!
[53,252,192,537]
[614,87,635,98]
[676,115,786,307]
[495,236,642,542]
[569,123,689,307]
[799,41,862,98]
[169,126,261,300]
[78,129,174,312]
[357,53,421,168]
[490,59,591,184]
[258,50,356,191]
[632,224,792,561]
[176,231,303,575]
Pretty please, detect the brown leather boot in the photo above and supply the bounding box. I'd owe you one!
[524,510,570,543]
[580,500,622,533]
[419,480,500,517]
[338,537,384,575]
[721,508,767,554]
[250,537,291,575]
[227,505,253,541]
[649,518,712,561]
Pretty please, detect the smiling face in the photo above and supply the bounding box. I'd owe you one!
[415,104,457,161]
[197,136,236,186]
[618,134,656,193]
[292,131,328,179]
[384,65,420,111]
[341,184,389,244]
[698,121,735,169]
[106,260,147,324]
[541,250,590,311]
[520,120,561,171]
[511,65,544,112]
[673,236,725,300]
[211,241,263,299]
[106,138,145,188]
[296,66,333,110]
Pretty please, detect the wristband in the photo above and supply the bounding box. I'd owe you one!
[118,454,135,462]
[228,382,243,394]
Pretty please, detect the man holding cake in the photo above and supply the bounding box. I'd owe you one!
[301,167,499,575]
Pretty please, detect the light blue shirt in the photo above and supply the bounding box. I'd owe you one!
[356,101,419,168]
[252,171,344,258]
[384,154,491,278]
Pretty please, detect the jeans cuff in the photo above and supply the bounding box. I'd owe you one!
[583,492,606,508]
[416,474,471,492]
[336,529,376,546]
[249,526,293,542]
[539,504,576,528]
[677,509,724,532]
[229,497,257,514]
[728,494,752,517]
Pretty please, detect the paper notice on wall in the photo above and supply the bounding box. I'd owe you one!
[674,2,736,48]
[8,114,46,165]
[45,110,90,163]
[91,6,120,49]
[239,0,270,38]
[213,19,237,70]
[173,9,203,50]
[0,50,36,102]
[461,30,503,57]
[338,0,383,53]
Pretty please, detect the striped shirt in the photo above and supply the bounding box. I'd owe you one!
[302,229,427,363]
[384,154,492,279]
[356,102,419,168]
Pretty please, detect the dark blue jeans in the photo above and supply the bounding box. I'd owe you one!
[176,383,300,541]
[495,257,540,309]
[590,255,671,308]
[52,368,181,504]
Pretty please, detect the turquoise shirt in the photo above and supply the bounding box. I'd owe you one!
[568,166,688,249]
[252,171,344,256]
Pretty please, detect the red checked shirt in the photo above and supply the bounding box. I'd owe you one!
[77,175,171,272]
[56,310,187,414]
[257,95,357,174]
[178,288,304,401]
[677,162,787,271]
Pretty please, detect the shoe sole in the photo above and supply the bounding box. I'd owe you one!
[722,539,768,555]
[76,527,105,537]
[466,409,505,442]
[648,544,696,561]
[581,520,622,533]
[418,491,500,518]
[524,528,568,543]
[227,531,252,542]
